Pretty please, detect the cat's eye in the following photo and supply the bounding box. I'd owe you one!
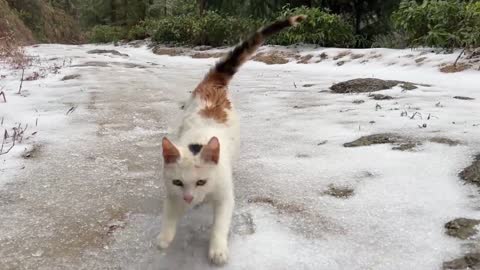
[196,179,207,186]
[172,179,183,187]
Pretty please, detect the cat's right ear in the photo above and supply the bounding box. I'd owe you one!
[162,137,180,164]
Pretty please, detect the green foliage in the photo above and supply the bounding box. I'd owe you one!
[269,7,356,47]
[151,11,261,46]
[89,25,127,43]
[392,0,480,48]
[371,31,408,48]
[127,22,149,40]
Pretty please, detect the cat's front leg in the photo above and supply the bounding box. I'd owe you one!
[209,192,234,265]
[156,197,184,249]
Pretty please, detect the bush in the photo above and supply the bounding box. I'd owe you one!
[269,7,356,48]
[127,22,149,41]
[151,11,261,46]
[371,31,408,49]
[392,0,480,48]
[89,25,127,43]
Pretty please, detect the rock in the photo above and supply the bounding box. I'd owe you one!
[343,133,402,147]
[369,94,394,100]
[445,218,480,239]
[352,99,365,104]
[323,185,354,199]
[336,61,346,66]
[459,155,480,187]
[330,78,421,94]
[429,137,461,146]
[87,49,128,57]
[443,253,480,269]
[61,74,81,81]
[303,84,315,88]
[454,96,475,100]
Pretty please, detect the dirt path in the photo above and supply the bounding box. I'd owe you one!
[1,44,480,270]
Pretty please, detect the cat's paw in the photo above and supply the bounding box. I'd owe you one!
[209,244,229,266]
[155,232,173,250]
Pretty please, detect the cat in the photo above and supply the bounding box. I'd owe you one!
[157,14,306,266]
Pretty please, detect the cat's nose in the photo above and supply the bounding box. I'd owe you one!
[183,194,194,204]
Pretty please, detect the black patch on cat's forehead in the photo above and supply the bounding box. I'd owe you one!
[188,144,203,155]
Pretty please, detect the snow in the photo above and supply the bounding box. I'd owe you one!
[0,43,479,270]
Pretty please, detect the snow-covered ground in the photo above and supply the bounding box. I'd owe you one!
[0,43,479,270]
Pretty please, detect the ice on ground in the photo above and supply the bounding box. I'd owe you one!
[0,43,479,270]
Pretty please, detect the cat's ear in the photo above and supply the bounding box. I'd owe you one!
[201,137,220,164]
[162,137,180,164]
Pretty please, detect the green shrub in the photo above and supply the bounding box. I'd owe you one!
[269,7,356,47]
[89,25,127,43]
[371,31,408,48]
[127,22,149,40]
[392,0,480,48]
[151,11,261,46]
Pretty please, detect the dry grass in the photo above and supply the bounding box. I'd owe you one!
[0,34,31,69]
[440,63,471,73]
[252,52,290,65]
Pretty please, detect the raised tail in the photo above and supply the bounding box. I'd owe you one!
[206,15,306,85]
[192,15,306,123]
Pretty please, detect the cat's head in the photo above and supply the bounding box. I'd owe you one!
[161,136,220,205]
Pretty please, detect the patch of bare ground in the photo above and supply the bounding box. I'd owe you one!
[444,218,480,240]
[440,63,471,73]
[333,51,351,60]
[330,78,424,93]
[152,46,187,56]
[415,57,427,63]
[443,253,480,269]
[297,54,313,64]
[61,74,81,81]
[248,196,304,214]
[429,137,461,146]
[252,52,291,65]
[459,154,480,187]
[350,53,364,60]
[322,185,354,199]
[87,49,128,57]
[191,52,225,59]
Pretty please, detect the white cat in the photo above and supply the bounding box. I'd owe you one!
[157,15,306,266]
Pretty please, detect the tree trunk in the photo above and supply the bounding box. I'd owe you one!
[197,0,206,15]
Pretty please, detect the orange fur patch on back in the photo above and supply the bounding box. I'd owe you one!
[193,72,232,123]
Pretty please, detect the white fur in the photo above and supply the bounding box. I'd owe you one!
[157,94,239,266]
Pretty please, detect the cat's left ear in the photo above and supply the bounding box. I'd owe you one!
[201,137,220,164]
[162,137,180,164]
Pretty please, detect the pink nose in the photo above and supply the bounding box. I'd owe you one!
[183,194,194,204]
